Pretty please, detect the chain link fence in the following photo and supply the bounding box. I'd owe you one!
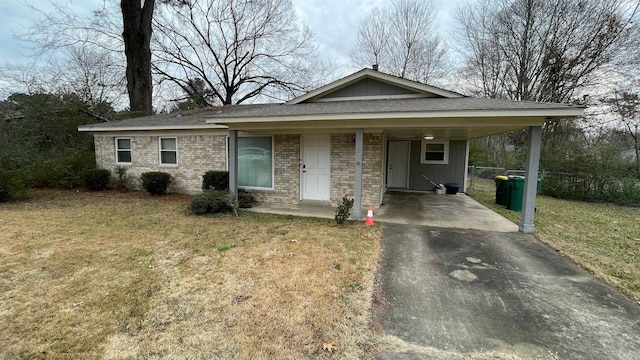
[467,166,547,191]
[467,166,505,191]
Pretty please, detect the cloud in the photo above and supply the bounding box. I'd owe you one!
[294,0,386,69]
[293,0,465,72]
[0,1,97,64]
[0,0,469,93]
[0,2,40,62]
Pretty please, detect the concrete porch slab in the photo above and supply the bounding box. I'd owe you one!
[376,191,519,232]
[243,191,519,233]
[241,200,336,220]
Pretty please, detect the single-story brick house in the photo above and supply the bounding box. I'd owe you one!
[79,68,583,232]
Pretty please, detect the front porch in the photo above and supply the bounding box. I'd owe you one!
[243,191,518,232]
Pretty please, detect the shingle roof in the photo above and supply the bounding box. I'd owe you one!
[209,97,581,118]
[78,97,583,131]
[77,107,234,131]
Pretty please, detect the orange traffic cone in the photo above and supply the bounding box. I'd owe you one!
[365,206,374,225]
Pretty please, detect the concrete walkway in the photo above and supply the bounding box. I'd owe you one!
[376,224,640,360]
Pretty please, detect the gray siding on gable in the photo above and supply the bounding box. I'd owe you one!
[323,78,418,98]
[407,140,467,192]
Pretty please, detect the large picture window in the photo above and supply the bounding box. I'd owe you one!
[159,137,178,165]
[115,138,132,164]
[238,137,273,189]
[420,140,449,164]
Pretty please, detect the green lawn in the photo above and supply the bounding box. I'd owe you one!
[468,183,640,302]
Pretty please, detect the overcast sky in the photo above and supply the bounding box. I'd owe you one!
[0,0,464,67]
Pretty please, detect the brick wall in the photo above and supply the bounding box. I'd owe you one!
[94,134,227,194]
[94,132,384,208]
[330,133,383,208]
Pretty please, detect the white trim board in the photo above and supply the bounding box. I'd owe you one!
[206,108,584,125]
[287,68,464,104]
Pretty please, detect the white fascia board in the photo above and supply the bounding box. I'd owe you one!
[92,129,230,137]
[364,71,465,98]
[205,107,584,125]
[287,69,369,104]
[227,119,547,131]
[77,124,228,132]
[287,69,463,104]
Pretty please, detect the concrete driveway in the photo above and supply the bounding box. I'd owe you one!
[375,224,640,360]
[377,192,519,232]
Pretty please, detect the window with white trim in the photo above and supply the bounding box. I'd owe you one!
[159,137,178,165]
[420,140,449,164]
[115,137,132,164]
[237,136,273,189]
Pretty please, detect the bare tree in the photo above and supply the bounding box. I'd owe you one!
[120,0,155,114]
[57,45,124,108]
[456,0,639,103]
[350,8,390,69]
[20,0,191,114]
[456,0,640,158]
[152,0,315,106]
[603,90,640,178]
[350,0,448,83]
[0,44,124,112]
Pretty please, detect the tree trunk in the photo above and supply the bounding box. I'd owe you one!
[121,0,154,115]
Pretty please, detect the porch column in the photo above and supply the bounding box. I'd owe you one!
[353,128,364,220]
[228,130,239,205]
[519,126,542,233]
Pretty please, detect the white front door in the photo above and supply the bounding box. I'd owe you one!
[302,134,331,201]
[387,141,410,189]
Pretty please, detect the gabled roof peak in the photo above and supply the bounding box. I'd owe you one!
[287,68,464,104]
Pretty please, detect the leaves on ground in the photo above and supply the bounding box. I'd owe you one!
[323,343,337,352]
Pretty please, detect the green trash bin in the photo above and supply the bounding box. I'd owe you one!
[494,175,509,205]
[507,175,525,211]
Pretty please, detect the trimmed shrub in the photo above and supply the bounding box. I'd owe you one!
[189,189,233,215]
[140,171,172,195]
[81,169,111,191]
[202,170,229,191]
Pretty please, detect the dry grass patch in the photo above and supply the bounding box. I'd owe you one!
[468,183,640,301]
[0,190,381,359]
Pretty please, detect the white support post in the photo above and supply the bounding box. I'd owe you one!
[228,130,238,205]
[519,126,542,233]
[353,128,364,220]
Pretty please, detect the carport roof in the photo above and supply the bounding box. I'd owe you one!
[79,97,583,132]
[204,96,582,121]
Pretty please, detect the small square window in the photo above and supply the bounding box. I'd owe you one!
[421,140,449,164]
[115,138,132,164]
[159,137,178,165]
